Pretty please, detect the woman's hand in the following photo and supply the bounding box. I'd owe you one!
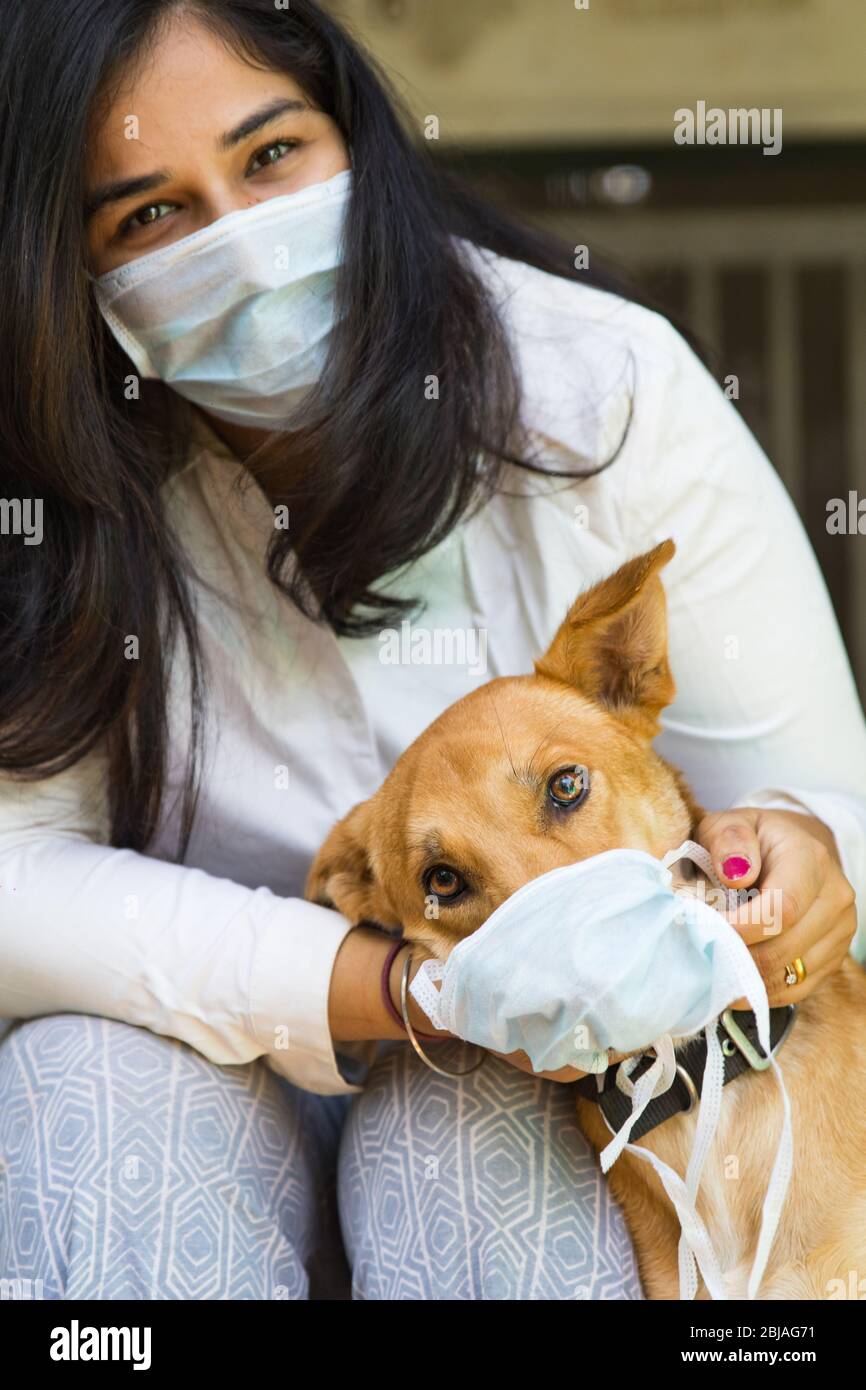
[500,808,859,1079]
[696,807,857,1006]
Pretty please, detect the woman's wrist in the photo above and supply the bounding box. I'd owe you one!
[385,940,448,1040]
[328,925,406,1042]
[327,924,447,1044]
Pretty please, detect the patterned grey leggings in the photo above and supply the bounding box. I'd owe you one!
[0,1016,643,1300]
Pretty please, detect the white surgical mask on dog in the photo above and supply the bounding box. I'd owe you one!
[91,169,352,428]
[410,841,793,1301]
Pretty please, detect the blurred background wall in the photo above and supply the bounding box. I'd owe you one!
[328,0,866,704]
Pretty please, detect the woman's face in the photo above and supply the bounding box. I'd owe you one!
[84,14,351,277]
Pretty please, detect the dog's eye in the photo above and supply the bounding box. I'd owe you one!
[547,765,590,810]
[424,865,466,902]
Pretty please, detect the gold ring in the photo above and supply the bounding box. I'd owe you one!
[784,957,807,987]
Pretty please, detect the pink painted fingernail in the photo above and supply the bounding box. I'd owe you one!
[722,855,751,880]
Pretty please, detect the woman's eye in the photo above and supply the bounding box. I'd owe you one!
[424,865,466,902]
[121,202,174,237]
[547,765,590,810]
[248,139,298,174]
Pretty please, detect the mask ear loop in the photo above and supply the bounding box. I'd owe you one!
[676,1020,726,1299]
[400,951,486,1078]
[660,838,793,1298]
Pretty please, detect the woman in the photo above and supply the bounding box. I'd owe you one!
[0,0,863,1301]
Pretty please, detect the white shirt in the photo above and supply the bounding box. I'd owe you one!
[2,247,866,1095]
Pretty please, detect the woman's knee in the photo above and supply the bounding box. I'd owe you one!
[0,1014,344,1299]
[340,1042,643,1301]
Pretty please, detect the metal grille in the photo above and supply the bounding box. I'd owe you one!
[537,206,866,701]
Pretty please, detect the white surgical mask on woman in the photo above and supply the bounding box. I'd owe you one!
[92,168,352,428]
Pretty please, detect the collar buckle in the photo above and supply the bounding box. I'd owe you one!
[720,1004,796,1072]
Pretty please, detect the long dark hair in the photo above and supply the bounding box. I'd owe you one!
[0,0,657,856]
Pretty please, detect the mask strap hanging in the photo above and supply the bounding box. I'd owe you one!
[600,1025,728,1300]
[616,841,792,1300]
[603,1028,733,1295]
[622,1128,729,1300]
[746,1055,794,1300]
[600,1035,677,1168]
[676,1020,726,1299]
[667,840,794,1296]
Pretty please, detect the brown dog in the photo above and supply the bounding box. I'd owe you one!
[307,539,866,1299]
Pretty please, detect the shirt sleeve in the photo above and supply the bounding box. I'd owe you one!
[0,750,373,1094]
[619,313,866,963]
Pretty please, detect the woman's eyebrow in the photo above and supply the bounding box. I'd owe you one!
[84,97,311,222]
[217,96,310,151]
[84,171,170,223]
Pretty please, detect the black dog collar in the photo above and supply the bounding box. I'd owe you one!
[575,1005,796,1142]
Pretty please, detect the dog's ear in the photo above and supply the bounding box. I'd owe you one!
[534,539,676,738]
[305,799,401,929]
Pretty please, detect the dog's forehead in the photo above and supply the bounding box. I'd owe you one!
[378,678,616,838]
[413,676,611,757]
